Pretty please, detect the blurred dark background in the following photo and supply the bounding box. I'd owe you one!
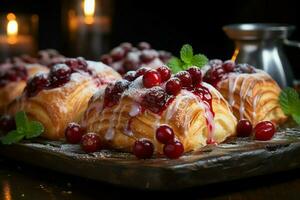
[1,0,300,77]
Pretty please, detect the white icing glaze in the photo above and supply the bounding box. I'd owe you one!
[220,71,270,120]
[104,97,123,140]
[164,89,216,141]
[129,102,141,117]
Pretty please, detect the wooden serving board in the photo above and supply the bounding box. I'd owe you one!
[1,127,300,190]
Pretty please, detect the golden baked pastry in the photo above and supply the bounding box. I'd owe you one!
[82,66,237,155]
[0,63,49,113]
[203,60,287,125]
[7,58,121,140]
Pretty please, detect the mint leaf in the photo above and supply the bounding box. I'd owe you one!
[25,121,44,139]
[15,111,28,132]
[168,44,208,73]
[182,63,192,71]
[0,111,44,145]
[191,54,208,68]
[292,114,300,125]
[180,44,193,64]
[1,130,24,145]
[167,57,184,73]
[279,88,300,125]
[279,88,300,114]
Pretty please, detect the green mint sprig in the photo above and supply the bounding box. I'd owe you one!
[167,44,208,73]
[279,88,300,125]
[1,111,44,145]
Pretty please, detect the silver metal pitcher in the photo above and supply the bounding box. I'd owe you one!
[223,23,300,88]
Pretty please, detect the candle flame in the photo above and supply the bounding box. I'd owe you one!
[83,0,95,24]
[6,13,18,44]
[7,13,18,36]
[3,180,12,200]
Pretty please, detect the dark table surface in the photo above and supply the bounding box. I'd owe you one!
[1,158,300,200]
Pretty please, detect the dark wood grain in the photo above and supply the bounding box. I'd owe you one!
[1,127,300,190]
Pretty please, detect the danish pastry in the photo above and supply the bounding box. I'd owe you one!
[7,58,121,140]
[203,60,287,125]
[82,66,237,154]
[0,62,48,113]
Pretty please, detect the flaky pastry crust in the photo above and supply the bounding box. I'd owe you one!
[0,64,48,113]
[82,82,237,153]
[217,71,287,125]
[7,61,121,140]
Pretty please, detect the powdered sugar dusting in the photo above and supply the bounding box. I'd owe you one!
[87,61,111,73]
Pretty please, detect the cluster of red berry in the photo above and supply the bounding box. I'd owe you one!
[100,42,172,74]
[203,59,255,87]
[0,65,28,87]
[236,119,276,140]
[25,58,91,97]
[133,125,184,159]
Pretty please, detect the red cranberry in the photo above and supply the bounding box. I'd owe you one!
[65,58,78,68]
[163,140,184,159]
[0,115,16,134]
[111,47,125,61]
[104,80,131,107]
[120,42,133,52]
[81,133,102,153]
[112,80,131,93]
[138,42,151,50]
[254,121,276,141]
[65,123,85,144]
[6,70,18,82]
[142,87,168,114]
[76,57,88,68]
[26,73,50,97]
[209,59,223,66]
[222,60,235,72]
[140,50,158,63]
[187,67,202,86]
[49,64,72,88]
[11,65,27,81]
[157,66,171,82]
[156,125,175,144]
[71,57,89,73]
[237,64,255,74]
[175,71,192,88]
[165,78,181,95]
[143,70,162,88]
[123,71,137,82]
[1,65,28,84]
[100,54,113,65]
[136,67,150,77]
[123,58,139,71]
[133,139,154,159]
[236,119,252,137]
[158,51,172,63]
[203,66,225,87]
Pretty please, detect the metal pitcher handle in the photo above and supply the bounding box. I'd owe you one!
[284,39,300,48]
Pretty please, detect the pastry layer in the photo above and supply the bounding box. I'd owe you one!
[217,71,287,125]
[0,64,49,113]
[82,81,237,153]
[7,61,121,140]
